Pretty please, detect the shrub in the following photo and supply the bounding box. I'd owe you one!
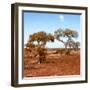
[56,48,65,55]
[37,46,47,63]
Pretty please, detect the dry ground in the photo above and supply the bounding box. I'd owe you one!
[24,51,80,77]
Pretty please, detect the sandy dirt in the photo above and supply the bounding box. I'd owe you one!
[24,52,80,77]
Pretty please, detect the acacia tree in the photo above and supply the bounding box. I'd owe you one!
[65,40,75,48]
[29,32,54,47]
[74,41,80,51]
[64,28,78,40]
[28,31,55,63]
[54,28,79,54]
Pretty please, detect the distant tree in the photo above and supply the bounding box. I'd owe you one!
[65,39,75,48]
[63,28,78,40]
[54,28,79,54]
[54,28,64,44]
[74,41,80,50]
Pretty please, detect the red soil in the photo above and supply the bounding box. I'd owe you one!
[24,53,80,77]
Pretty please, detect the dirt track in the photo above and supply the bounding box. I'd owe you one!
[24,53,80,77]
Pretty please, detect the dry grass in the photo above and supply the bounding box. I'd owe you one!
[24,49,80,77]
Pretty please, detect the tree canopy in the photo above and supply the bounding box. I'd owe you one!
[54,28,78,41]
[29,31,54,46]
[64,28,78,40]
[54,28,79,50]
[25,28,80,63]
[26,28,80,52]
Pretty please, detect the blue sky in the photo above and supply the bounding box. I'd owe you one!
[23,11,81,48]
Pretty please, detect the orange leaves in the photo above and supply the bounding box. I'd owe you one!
[29,31,54,46]
[47,33,54,42]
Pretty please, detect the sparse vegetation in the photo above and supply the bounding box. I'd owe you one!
[24,28,80,77]
[25,31,54,64]
[54,28,80,53]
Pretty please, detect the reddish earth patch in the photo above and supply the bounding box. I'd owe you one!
[24,53,80,77]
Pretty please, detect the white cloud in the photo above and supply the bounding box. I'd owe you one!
[59,15,64,22]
